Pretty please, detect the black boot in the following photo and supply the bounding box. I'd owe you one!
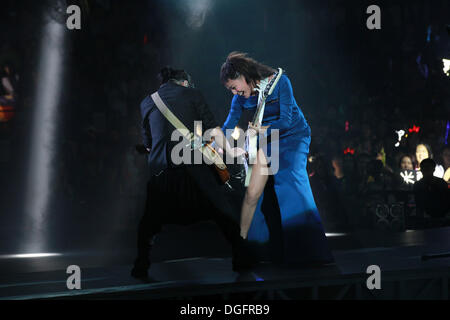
[231,239,259,272]
[131,257,150,280]
[131,234,155,280]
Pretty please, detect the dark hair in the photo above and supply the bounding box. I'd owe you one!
[220,52,276,87]
[397,154,416,169]
[415,143,434,159]
[158,66,192,86]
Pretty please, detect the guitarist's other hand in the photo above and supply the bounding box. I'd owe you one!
[248,122,270,137]
[230,147,246,158]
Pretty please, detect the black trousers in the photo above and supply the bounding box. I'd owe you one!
[134,165,249,270]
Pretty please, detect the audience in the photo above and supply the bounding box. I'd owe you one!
[413,159,450,219]
[441,145,450,183]
[399,154,415,171]
[414,143,445,179]
[395,154,417,190]
[0,62,17,105]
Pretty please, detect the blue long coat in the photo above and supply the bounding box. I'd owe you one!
[222,74,333,264]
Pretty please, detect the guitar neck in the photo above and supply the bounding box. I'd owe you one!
[251,97,266,125]
[250,71,279,126]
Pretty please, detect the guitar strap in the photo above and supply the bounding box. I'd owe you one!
[150,91,227,170]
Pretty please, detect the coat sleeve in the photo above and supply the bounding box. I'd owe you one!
[265,75,295,135]
[222,95,243,135]
[140,97,152,149]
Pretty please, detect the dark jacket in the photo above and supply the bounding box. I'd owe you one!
[413,176,450,218]
[140,81,218,177]
[140,81,242,222]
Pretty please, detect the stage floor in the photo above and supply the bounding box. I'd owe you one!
[1,227,450,300]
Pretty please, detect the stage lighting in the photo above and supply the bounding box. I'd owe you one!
[325,233,347,237]
[0,253,61,259]
[45,0,68,24]
[443,59,450,77]
[231,126,241,140]
[180,0,213,29]
[445,121,449,145]
[23,16,66,253]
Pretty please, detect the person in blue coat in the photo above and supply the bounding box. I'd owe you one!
[220,52,334,265]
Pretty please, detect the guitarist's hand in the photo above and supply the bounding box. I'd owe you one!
[248,122,270,137]
[230,147,246,158]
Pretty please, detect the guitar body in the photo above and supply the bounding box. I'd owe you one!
[202,142,231,184]
[244,134,258,186]
[243,68,284,187]
[213,163,231,185]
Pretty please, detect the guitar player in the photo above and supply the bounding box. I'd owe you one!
[131,66,255,280]
[220,52,334,266]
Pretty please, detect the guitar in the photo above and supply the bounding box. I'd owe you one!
[244,68,283,187]
[200,139,231,185]
[137,139,231,185]
[151,91,231,186]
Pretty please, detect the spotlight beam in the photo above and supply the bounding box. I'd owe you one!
[23,19,66,253]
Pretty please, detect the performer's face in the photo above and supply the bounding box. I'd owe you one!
[400,156,413,170]
[416,144,429,165]
[225,75,253,98]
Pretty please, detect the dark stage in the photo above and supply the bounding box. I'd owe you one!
[0,226,449,300]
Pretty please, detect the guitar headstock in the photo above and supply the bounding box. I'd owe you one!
[264,68,283,98]
[251,68,284,125]
[254,68,284,100]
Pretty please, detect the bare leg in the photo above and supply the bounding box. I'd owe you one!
[240,149,270,239]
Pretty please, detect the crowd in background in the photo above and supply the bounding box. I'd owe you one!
[305,29,450,231]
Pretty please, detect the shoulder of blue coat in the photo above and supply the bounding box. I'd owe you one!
[267,74,291,97]
[231,94,245,107]
[140,95,153,110]
[140,95,154,117]
[279,73,291,85]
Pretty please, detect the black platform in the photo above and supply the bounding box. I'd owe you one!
[0,227,449,300]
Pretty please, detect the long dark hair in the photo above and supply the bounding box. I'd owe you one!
[158,66,192,86]
[415,142,434,158]
[397,153,417,170]
[220,52,276,87]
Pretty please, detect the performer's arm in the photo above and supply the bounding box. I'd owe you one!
[141,121,151,153]
[140,99,152,152]
[264,75,294,135]
[210,127,245,158]
[192,90,244,157]
[221,95,243,134]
